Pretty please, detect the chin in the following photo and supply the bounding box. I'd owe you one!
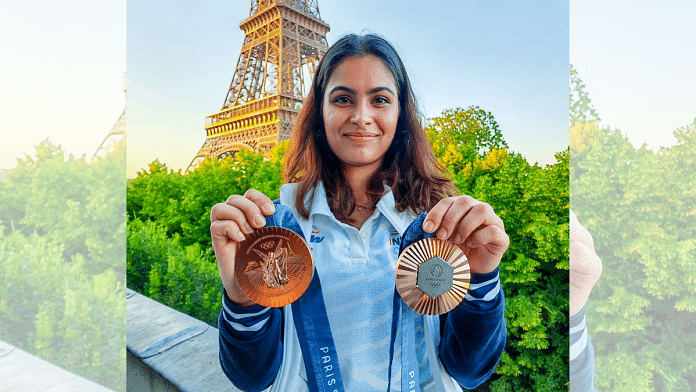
[345,156,383,168]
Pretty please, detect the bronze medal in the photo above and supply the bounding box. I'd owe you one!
[235,226,314,308]
[395,237,470,315]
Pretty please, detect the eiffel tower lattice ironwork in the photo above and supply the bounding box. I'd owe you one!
[188,0,330,171]
[92,70,126,163]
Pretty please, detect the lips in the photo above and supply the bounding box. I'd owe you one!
[344,132,379,142]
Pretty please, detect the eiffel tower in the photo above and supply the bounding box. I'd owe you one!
[92,70,126,163]
[188,0,330,171]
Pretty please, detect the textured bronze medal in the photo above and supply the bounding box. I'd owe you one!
[395,237,470,315]
[235,226,313,308]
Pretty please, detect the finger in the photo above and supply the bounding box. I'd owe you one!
[226,194,267,229]
[453,202,504,246]
[423,197,454,233]
[244,189,276,216]
[210,202,254,234]
[423,196,475,236]
[569,241,603,284]
[435,197,476,241]
[210,219,245,251]
[569,240,603,316]
[570,210,594,251]
[464,224,510,254]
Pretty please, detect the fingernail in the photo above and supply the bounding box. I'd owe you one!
[243,222,253,233]
[236,232,246,242]
[454,234,463,244]
[263,202,275,215]
[436,228,447,240]
[253,214,266,227]
[423,221,434,233]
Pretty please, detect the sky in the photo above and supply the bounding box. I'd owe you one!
[1,1,126,170]
[4,2,694,176]
[570,0,696,150]
[127,0,569,178]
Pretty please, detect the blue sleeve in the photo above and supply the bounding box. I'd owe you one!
[217,204,302,391]
[218,289,283,392]
[570,305,595,392]
[439,267,507,389]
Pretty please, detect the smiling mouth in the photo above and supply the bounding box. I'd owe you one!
[345,132,379,142]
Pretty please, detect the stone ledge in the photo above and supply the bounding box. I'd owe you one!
[0,340,115,392]
[126,288,241,392]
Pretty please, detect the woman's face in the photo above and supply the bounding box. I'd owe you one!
[322,54,399,171]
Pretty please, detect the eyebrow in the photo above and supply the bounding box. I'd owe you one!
[328,86,396,96]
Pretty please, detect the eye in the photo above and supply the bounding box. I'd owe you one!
[373,96,390,105]
[332,95,352,105]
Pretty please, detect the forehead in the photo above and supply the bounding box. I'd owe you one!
[325,55,397,91]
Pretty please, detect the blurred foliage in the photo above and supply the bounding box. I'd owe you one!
[128,112,567,390]
[570,64,696,390]
[0,140,126,391]
[570,64,600,125]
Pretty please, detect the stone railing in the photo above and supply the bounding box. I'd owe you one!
[0,340,114,391]
[126,289,241,392]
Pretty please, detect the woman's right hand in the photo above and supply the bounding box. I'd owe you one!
[570,209,603,316]
[210,189,276,306]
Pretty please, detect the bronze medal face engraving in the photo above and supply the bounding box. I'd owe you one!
[395,237,470,315]
[235,227,313,308]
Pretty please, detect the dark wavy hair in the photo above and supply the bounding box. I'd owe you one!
[284,33,456,221]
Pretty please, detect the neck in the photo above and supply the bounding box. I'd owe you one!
[342,161,381,205]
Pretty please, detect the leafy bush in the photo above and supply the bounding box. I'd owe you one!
[0,141,126,391]
[127,218,221,326]
[426,106,569,391]
[570,64,696,391]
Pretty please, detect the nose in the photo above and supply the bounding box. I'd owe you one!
[350,99,373,127]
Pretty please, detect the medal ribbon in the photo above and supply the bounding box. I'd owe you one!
[292,270,345,392]
[267,204,346,392]
[387,291,421,392]
[386,212,438,392]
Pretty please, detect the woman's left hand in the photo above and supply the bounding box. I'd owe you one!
[423,196,509,274]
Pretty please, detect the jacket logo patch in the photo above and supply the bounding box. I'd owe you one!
[310,230,324,243]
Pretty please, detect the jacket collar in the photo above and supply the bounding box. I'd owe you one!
[279,181,416,236]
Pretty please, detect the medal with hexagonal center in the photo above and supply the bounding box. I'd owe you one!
[416,256,454,298]
[396,237,470,315]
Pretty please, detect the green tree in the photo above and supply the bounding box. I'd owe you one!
[571,66,696,391]
[425,106,508,174]
[0,139,68,237]
[127,146,284,247]
[0,140,126,391]
[126,159,173,222]
[421,106,569,390]
[449,148,569,392]
[126,144,287,325]
[570,64,600,124]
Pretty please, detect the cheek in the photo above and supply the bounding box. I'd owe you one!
[322,113,340,149]
[385,110,400,139]
[321,104,340,132]
[322,114,339,146]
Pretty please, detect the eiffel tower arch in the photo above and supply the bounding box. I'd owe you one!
[188,0,330,171]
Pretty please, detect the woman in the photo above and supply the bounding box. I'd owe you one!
[210,33,509,392]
